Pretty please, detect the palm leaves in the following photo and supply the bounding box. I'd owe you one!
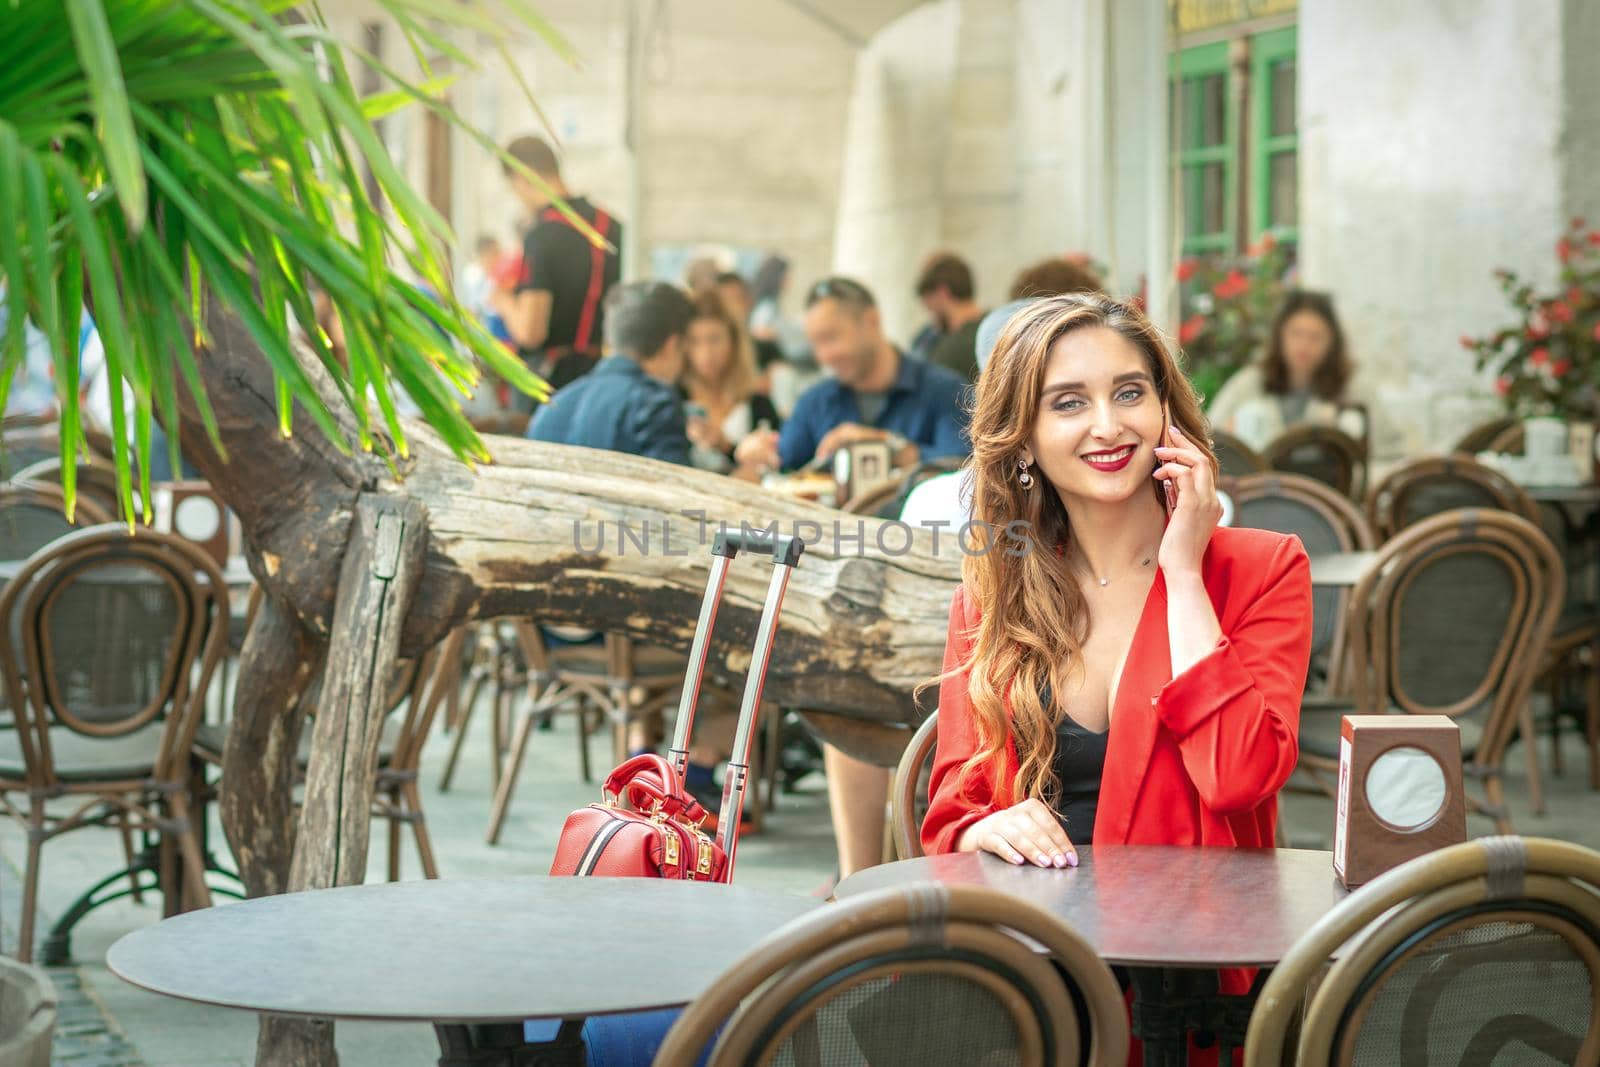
[0,0,576,519]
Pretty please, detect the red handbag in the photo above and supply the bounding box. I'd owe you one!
[549,531,803,884]
[548,754,726,880]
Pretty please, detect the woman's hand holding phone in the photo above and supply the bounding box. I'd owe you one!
[1154,424,1222,578]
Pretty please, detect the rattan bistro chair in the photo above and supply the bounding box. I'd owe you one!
[1223,472,1374,692]
[0,482,112,564]
[1246,836,1600,1067]
[1365,454,1539,542]
[1211,428,1270,478]
[890,710,939,861]
[12,456,127,520]
[654,883,1130,1067]
[0,526,228,963]
[1296,510,1563,834]
[1262,424,1366,499]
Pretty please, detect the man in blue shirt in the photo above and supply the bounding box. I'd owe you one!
[526,281,692,464]
[735,276,970,472]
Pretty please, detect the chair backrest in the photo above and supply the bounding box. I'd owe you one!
[1486,421,1526,455]
[1262,424,1366,498]
[1246,836,1600,1067]
[1452,416,1520,455]
[1223,472,1374,663]
[1365,455,1539,542]
[654,883,1130,1067]
[0,483,112,563]
[0,524,230,789]
[0,427,60,483]
[384,636,454,776]
[1211,428,1270,478]
[11,457,126,520]
[1343,509,1562,773]
[891,710,940,860]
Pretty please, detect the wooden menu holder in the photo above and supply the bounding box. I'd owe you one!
[833,440,895,506]
[1333,715,1466,888]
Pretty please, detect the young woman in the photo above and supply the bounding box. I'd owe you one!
[1206,289,1357,449]
[679,290,781,479]
[920,294,1312,1030]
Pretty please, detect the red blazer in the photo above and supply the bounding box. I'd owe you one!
[921,527,1312,994]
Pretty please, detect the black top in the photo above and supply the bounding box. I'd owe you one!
[1051,715,1108,844]
[514,196,623,359]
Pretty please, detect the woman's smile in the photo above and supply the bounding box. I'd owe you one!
[1081,444,1137,473]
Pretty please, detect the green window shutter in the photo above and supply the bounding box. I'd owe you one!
[1171,41,1237,256]
[1249,25,1297,245]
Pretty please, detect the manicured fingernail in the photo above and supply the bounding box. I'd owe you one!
[1035,853,1050,866]
[1012,854,1025,866]
[1053,853,1066,868]
[1066,852,1079,868]
[1169,425,1183,436]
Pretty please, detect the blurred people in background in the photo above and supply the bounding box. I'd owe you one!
[1207,289,1358,450]
[462,235,501,322]
[916,252,986,382]
[715,270,803,419]
[1008,254,1104,301]
[494,135,623,407]
[680,290,782,479]
[684,255,724,295]
[525,281,692,464]
[748,253,810,364]
[735,276,970,474]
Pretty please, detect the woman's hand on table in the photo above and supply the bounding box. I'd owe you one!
[956,798,1078,868]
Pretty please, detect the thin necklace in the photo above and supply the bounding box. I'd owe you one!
[1074,546,1155,587]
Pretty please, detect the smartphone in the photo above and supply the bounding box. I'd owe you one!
[1161,417,1177,515]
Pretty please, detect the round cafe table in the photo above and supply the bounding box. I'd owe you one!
[837,846,1348,1065]
[107,875,818,1066]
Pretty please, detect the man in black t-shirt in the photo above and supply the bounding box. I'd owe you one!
[494,135,623,408]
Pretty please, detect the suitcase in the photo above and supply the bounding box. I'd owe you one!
[549,529,803,883]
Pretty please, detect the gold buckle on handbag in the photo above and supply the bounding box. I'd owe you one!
[663,830,680,868]
[696,837,714,877]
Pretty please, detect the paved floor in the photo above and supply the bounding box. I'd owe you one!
[2,686,1597,1066]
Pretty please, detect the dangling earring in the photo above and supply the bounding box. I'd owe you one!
[1017,459,1034,489]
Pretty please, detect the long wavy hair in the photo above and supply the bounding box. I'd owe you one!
[1261,289,1350,401]
[952,294,1214,805]
[682,290,758,403]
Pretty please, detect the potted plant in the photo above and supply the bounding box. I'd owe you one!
[1464,217,1600,467]
[1173,234,1293,404]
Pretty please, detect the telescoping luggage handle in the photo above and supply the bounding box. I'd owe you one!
[665,529,803,875]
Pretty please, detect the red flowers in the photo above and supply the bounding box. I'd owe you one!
[1593,322,1600,342]
[1176,258,1198,282]
[1212,269,1249,300]
[1459,334,1477,351]
[1549,300,1575,324]
[1495,377,1513,396]
[1530,347,1550,367]
[1552,359,1573,378]
[1558,237,1575,262]
[1178,314,1207,344]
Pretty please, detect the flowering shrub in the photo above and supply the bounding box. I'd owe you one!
[1173,235,1292,403]
[1464,217,1600,419]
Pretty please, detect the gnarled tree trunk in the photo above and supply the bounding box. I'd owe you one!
[180,295,962,1066]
